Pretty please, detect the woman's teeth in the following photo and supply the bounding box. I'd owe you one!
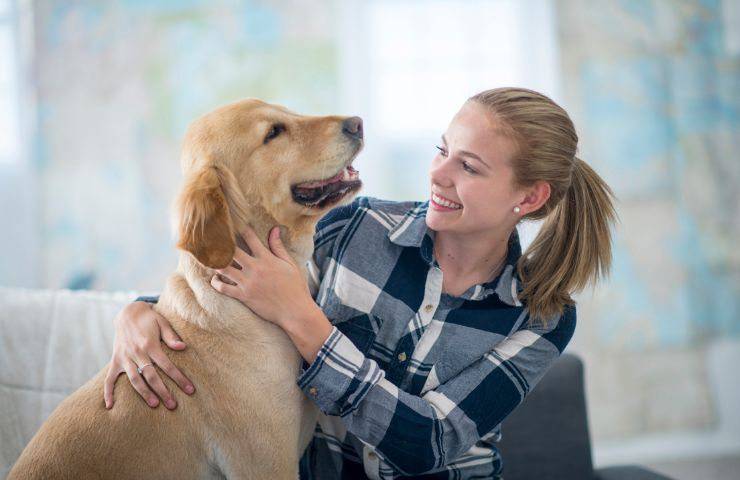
[432,192,462,209]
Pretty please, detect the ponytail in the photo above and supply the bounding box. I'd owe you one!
[517,157,619,327]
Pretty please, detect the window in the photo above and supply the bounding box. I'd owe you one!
[0,0,37,289]
[337,0,560,249]
[0,0,19,165]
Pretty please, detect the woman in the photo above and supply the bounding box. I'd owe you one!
[103,87,617,479]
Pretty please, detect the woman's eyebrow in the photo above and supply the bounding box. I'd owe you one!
[441,134,491,169]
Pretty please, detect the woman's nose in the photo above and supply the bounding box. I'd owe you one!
[430,158,453,186]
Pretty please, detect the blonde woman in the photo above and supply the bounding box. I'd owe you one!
[104,87,618,479]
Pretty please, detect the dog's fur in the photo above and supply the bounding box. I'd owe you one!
[8,98,363,479]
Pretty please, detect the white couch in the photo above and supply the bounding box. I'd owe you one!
[0,286,145,477]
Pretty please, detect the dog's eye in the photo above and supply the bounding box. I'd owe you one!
[264,123,286,144]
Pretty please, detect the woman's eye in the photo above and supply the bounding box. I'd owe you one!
[461,161,477,174]
[264,123,286,143]
[436,145,476,174]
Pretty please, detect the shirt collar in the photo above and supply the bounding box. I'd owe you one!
[387,200,524,306]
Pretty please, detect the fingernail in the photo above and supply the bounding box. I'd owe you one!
[148,398,158,407]
[166,399,176,409]
[185,384,194,394]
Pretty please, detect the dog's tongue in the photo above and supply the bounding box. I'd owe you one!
[296,168,346,189]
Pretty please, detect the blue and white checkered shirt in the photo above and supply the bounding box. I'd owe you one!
[136,195,577,479]
[295,196,577,479]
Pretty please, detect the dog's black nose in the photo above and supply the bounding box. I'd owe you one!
[342,116,363,140]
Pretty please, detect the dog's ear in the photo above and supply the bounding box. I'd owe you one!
[175,165,235,269]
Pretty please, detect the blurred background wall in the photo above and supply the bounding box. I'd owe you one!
[1,0,738,476]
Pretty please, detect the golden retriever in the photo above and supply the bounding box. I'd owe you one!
[8,98,364,479]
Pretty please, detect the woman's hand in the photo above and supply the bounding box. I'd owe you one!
[103,301,195,410]
[210,225,315,329]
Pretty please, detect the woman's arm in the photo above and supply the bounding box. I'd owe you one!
[103,300,195,409]
[292,304,577,476]
[282,301,334,365]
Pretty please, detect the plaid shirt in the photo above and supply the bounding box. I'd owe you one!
[136,195,577,479]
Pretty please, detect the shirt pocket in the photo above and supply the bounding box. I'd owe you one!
[425,348,487,392]
[335,314,377,355]
[322,294,380,355]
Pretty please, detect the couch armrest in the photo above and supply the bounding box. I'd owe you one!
[1,287,138,477]
[594,465,675,480]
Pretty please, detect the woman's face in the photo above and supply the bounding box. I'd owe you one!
[426,100,521,236]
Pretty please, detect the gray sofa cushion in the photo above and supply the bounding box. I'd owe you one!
[497,353,594,479]
[594,465,673,480]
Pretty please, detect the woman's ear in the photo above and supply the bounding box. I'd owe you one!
[175,165,236,269]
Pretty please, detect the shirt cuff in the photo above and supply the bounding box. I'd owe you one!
[134,295,160,304]
[296,325,384,417]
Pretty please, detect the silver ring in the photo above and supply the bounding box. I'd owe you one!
[136,362,154,375]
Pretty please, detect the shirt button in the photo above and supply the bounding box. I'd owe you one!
[309,387,318,396]
[397,352,407,362]
[368,451,377,460]
[424,304,434,312]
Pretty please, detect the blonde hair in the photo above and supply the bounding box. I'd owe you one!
[468,87,619,327]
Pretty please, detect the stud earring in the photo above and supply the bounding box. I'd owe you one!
[513,206,521,214]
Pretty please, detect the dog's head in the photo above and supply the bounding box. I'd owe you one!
[173,98,363,269]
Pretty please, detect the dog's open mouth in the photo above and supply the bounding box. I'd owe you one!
[291,165,362,209]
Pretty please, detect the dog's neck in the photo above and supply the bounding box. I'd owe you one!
[161,216,318,332]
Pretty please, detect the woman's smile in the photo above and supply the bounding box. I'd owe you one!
[431,191,463,211]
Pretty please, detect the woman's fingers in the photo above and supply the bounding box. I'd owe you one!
[233,245,256,271]
[216,264,246,283]
[156,314,187,351]
[103,364,124,409]
[240,224,269,258]
[149,349,195,395]
[211,274,242,298]
[123,358,160,408]
[138,360,178,410]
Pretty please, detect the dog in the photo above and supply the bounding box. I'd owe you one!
[8,98,364,479]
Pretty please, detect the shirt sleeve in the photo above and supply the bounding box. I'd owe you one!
[134,295,159,304]
[304,195,365,300]
[295,304,577,476]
